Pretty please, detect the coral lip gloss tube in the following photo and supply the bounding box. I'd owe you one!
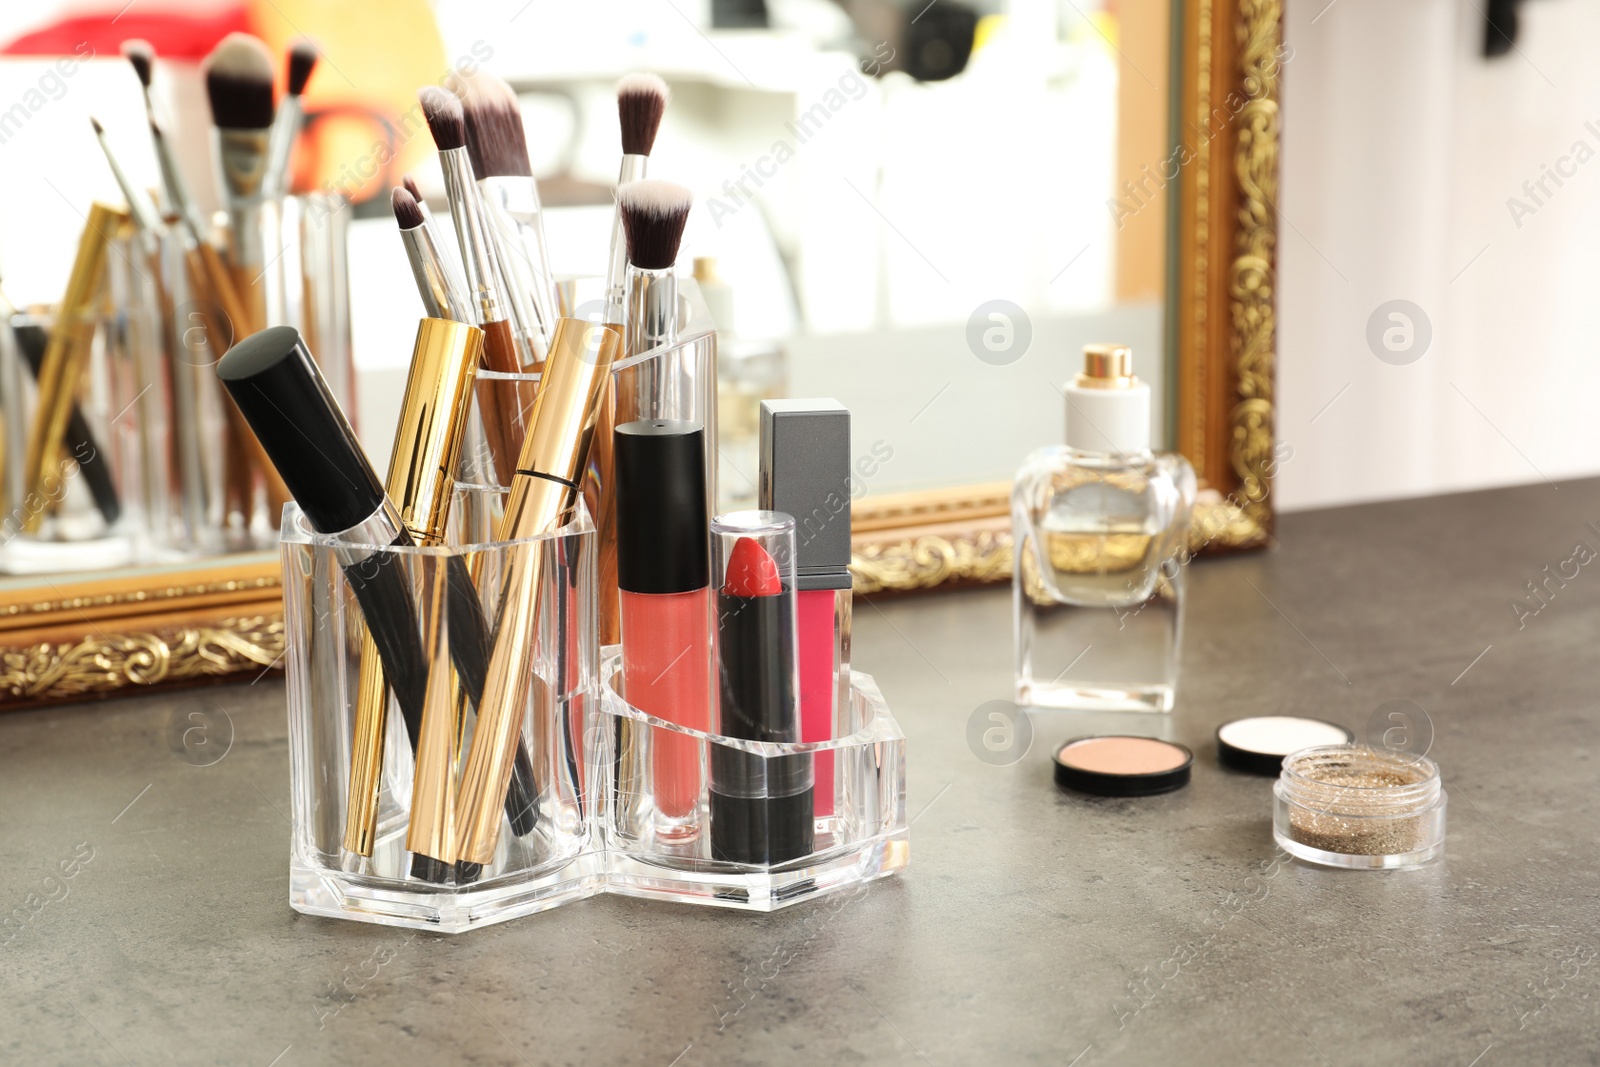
[760,400,852,818]
[709,511,814,865]
[615,418,712,833]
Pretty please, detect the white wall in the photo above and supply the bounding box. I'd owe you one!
[1278,0,1600,511]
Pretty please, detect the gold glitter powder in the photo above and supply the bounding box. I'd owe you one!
[1274,746,1446,866]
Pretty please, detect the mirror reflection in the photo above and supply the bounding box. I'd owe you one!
[0,0,1170,583]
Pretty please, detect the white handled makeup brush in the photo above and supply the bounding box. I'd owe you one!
[605,74,669,323]
[262,39,318,199]
[458,71,556,360]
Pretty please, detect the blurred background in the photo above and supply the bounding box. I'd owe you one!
[5,0,1598,515]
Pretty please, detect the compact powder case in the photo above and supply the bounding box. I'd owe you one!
[1053,736,1193,797]
[1217,716,1353,776]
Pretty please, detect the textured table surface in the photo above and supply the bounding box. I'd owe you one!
[2,479,1597,1066]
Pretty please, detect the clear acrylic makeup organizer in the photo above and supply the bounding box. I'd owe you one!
[282,293,908,932]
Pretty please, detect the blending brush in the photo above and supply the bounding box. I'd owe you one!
[263,39,318,199]
[122,39,205,238]
[421,86,532,486]
[593,180,693,645]
[457,71,557,361]
[392,187,472,323]
[604,74,669,323]
[202,31,276,320]
[403,173,467,299]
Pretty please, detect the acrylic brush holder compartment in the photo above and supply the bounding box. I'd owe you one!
[597,651,909,911]
[280,487,604,933]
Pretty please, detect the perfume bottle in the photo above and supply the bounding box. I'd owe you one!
[1012,344,1195,712]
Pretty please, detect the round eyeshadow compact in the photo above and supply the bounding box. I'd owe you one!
[1053,736,1193,797]
[1216,716,1354,776]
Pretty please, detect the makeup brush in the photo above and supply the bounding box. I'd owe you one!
[420,85,531,486]
[122,39,205,238]
[392,186,471,322]
[263,39,318,199]
[619,178,693,394]
[403,173,466,294]
[203,32,275,310]
[605,74,669,322]
[457,71,557,361]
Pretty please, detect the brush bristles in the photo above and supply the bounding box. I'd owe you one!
[89,115,105,136]
[419,87,465,152]
[618,180,692,271]
[457,72,531,180]
[617,73,669,156]
[287,40,318,97]
[391,186,425,230]
[402,174,425,203]
[203,33,275,130]
[121,40,154,89]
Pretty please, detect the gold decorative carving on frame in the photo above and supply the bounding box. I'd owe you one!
[0,615,284,703]
[1228,0,1280,536]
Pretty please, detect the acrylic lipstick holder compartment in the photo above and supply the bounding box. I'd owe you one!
[280,488,605,933]
[596,651,909,911]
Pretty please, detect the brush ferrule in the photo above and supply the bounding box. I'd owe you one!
[625,266,678,359]
[604,154,648,323]
[477,176,557,360]
[400,224,473,323]
[262,96,304,200]
[439,146,510,330]
[214,128,272,267]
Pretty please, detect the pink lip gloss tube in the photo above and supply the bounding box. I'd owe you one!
[616,418,712,834]
[760,399,852,818]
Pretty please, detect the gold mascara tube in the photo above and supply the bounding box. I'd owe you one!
[454,317,621,866]
[22,202,123,532]
[344,318,482,857]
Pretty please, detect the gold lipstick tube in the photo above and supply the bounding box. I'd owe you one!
[454,317,621,865]
[344,318,483,857]
[22,202,123,532]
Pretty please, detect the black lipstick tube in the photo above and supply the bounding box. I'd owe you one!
[708,510,814,865]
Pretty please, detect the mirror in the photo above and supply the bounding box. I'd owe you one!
[0,0,1279,702]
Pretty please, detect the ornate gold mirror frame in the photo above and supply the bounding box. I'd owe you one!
[852,0,1281,594]
[0,0,1278,705]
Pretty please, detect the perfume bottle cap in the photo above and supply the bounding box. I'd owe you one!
[1079,343,1134,386]
[1064,343,1151,453]
[615,419,710,594]
[759,398,852,590]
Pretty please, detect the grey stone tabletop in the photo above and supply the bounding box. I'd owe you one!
[2,479,1598,1066]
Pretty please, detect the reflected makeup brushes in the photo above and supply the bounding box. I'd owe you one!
[263,39,318,198]
[421,86,530,486]
[122,39,205,238]
[605,74,669,322]
[202,32,276,326]
[458,71,556,360]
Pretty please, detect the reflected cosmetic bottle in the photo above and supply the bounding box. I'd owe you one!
[615,418,712,837]
[759,399,851,817]
[1012,344,1195,712]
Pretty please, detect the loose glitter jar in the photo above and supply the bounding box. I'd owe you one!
[1273,745,1446,869]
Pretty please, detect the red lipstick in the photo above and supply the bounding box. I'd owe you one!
[759,400,852,818]
[709,511,814,865]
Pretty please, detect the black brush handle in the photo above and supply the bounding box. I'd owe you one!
[12,324,122,526]
[342,541,428,745]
